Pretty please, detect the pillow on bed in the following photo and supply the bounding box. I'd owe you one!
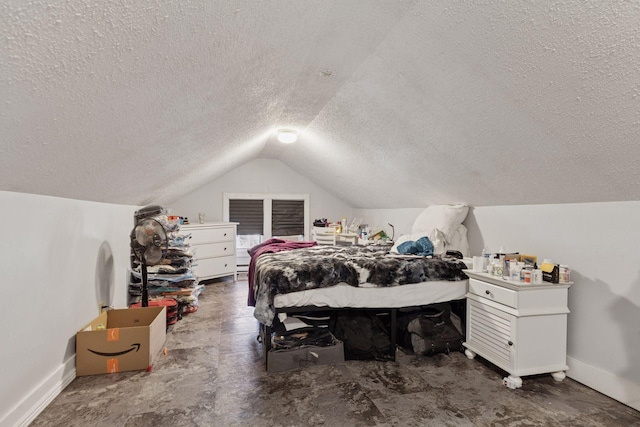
[446,224,470,257]
[411,204,469,239]
[429,228,447,256]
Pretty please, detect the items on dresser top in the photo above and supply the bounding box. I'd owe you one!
[479,250,570,285]
[311,225,358,245]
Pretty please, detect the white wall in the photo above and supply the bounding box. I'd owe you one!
[166,158,354,232]
[0,191,136,427]
[466,202,640,410]
[352,207,425,239]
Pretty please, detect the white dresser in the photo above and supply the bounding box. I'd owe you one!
[181,222,238,281]
[463,271,571,388]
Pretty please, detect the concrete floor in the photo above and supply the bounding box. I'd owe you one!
[32,278,640,427]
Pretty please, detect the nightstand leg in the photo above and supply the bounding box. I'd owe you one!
[504,375,523,389]
[551,371,566,382]
[464,349,476,359]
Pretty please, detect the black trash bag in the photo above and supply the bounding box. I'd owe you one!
[330,310,392,361]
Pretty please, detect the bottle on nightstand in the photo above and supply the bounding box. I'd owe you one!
[481,246,490,272]
[510,262,523,281]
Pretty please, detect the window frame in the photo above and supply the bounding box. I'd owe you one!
[222,192,310,240]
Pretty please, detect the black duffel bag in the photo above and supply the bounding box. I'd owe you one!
[407,307,464,356]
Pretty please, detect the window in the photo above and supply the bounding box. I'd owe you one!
[223,193,310,272]
[229,199,264,235]
[272,199,305,237]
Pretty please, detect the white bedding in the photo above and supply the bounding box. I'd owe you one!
[274,279,468,311]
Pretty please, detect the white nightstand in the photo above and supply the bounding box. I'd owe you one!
[463,271,572,388]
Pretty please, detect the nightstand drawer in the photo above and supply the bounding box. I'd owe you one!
[469,278,517,309]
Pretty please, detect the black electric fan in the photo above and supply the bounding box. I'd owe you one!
[130,218,169,307]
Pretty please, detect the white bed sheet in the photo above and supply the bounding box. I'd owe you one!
[274,279,468,311]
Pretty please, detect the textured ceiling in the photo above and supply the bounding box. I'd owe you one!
[1,1,639,208]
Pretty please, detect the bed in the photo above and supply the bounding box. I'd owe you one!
[249,204,471,362]
[250,244,469,361]
[252,244,468,325]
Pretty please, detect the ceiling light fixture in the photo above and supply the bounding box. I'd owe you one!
[277,129,298,144]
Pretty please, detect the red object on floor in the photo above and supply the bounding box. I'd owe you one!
[130,298,179,325]
[183,305,198,314]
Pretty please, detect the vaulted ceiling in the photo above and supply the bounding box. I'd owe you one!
[2,1,639,208]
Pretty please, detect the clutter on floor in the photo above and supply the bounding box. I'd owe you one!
[128,206,203,324]
[262,302,467,374]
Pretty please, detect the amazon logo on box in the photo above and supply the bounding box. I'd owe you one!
[75,306,166,376]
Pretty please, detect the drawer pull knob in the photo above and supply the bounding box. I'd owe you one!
[485,290,491,295]
[224,263,228,267]
[508,341,513,346]
[224,233,227,236]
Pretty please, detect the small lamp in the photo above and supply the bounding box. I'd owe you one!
[277,129,298,144]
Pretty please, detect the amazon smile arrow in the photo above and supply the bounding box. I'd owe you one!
[87,343,141,357]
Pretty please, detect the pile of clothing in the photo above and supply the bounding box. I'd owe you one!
[128,211,204,322]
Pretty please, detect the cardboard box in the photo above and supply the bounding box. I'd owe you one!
[267,341,345,373]
[76,306,166,376]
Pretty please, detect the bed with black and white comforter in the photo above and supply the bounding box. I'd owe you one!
[253,244,468,325]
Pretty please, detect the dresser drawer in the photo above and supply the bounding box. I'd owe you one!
[188,227,234,245]
[194,241,235,258]
[469,278,517,309]
[194,255,236,279]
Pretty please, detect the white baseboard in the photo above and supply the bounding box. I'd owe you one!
[1,356,76,427]
[567,356,640,412]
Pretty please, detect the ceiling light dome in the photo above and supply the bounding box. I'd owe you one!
[277,129,298,144]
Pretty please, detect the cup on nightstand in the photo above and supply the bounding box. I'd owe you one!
[472,256,484,272]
